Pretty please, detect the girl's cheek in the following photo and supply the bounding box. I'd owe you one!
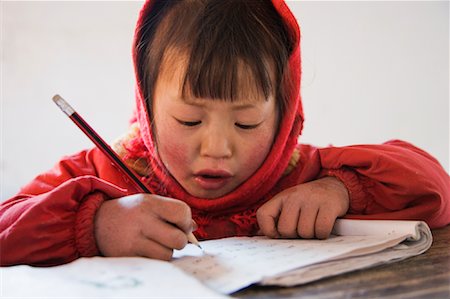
[159,130,189,172]
[240,132,273,174]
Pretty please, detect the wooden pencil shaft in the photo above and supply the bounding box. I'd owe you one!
[70,113,150,193]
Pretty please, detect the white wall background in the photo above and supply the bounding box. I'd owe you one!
[1,1,449,200]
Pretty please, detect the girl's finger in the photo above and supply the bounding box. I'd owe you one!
[147,195,193,233]
[314,207,338,239]
[134,238,174,261]
[276,200,301,238]
[256,198,282,238]
[297,205,319,239]
[140,218,189,250]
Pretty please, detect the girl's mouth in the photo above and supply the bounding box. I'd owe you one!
[193,170,232,190]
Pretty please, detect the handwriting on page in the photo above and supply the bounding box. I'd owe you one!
[172,234,403,294]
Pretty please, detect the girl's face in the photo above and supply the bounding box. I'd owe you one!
[152,59,278,199]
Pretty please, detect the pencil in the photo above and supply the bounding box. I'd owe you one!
[52,94,202,250]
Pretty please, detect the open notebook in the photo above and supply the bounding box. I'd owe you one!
[2,219,432,297]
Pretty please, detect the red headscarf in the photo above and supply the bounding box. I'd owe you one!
[129,0,304,237]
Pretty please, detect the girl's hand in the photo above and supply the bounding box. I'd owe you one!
[257,177,349,239]
[94,194,194,261]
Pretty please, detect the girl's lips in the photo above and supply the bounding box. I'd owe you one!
[193,169,233,190]
[194,176,232,190]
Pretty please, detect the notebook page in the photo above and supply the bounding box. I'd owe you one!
[261,226,432,286]
[172,231,412,294]
[1,257,228,298]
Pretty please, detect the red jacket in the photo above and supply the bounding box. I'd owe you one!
[1,0,449,266]
[1,141,448,266]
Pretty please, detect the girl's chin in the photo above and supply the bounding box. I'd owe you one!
[184,184,235,199]
[188,188,230,199]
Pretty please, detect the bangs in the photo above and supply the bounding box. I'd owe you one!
[184,53,273,103]
[182,2,277,102]
[159,47,272,103]
[139,0,293,116]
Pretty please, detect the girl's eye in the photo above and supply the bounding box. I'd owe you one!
[176,119,201,127]
[235,123,259,130]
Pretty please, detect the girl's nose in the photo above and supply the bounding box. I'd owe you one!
[200,128,233,159]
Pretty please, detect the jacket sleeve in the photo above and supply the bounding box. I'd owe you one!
[315,140,450,228]
[0,149,129,266]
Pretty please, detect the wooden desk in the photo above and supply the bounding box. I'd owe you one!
[234,225,450,299]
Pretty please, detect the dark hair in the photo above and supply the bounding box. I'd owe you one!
[136,0,294,119]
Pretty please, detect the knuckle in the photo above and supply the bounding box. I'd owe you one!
[180,202,192,219]
[176,205,193,230]
[173,201,192,219]
[136,195,156,212]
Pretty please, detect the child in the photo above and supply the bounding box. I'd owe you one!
[1,0,449,266]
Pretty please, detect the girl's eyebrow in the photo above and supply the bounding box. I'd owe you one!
[181,96,260,110]
[232,103,259,111]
